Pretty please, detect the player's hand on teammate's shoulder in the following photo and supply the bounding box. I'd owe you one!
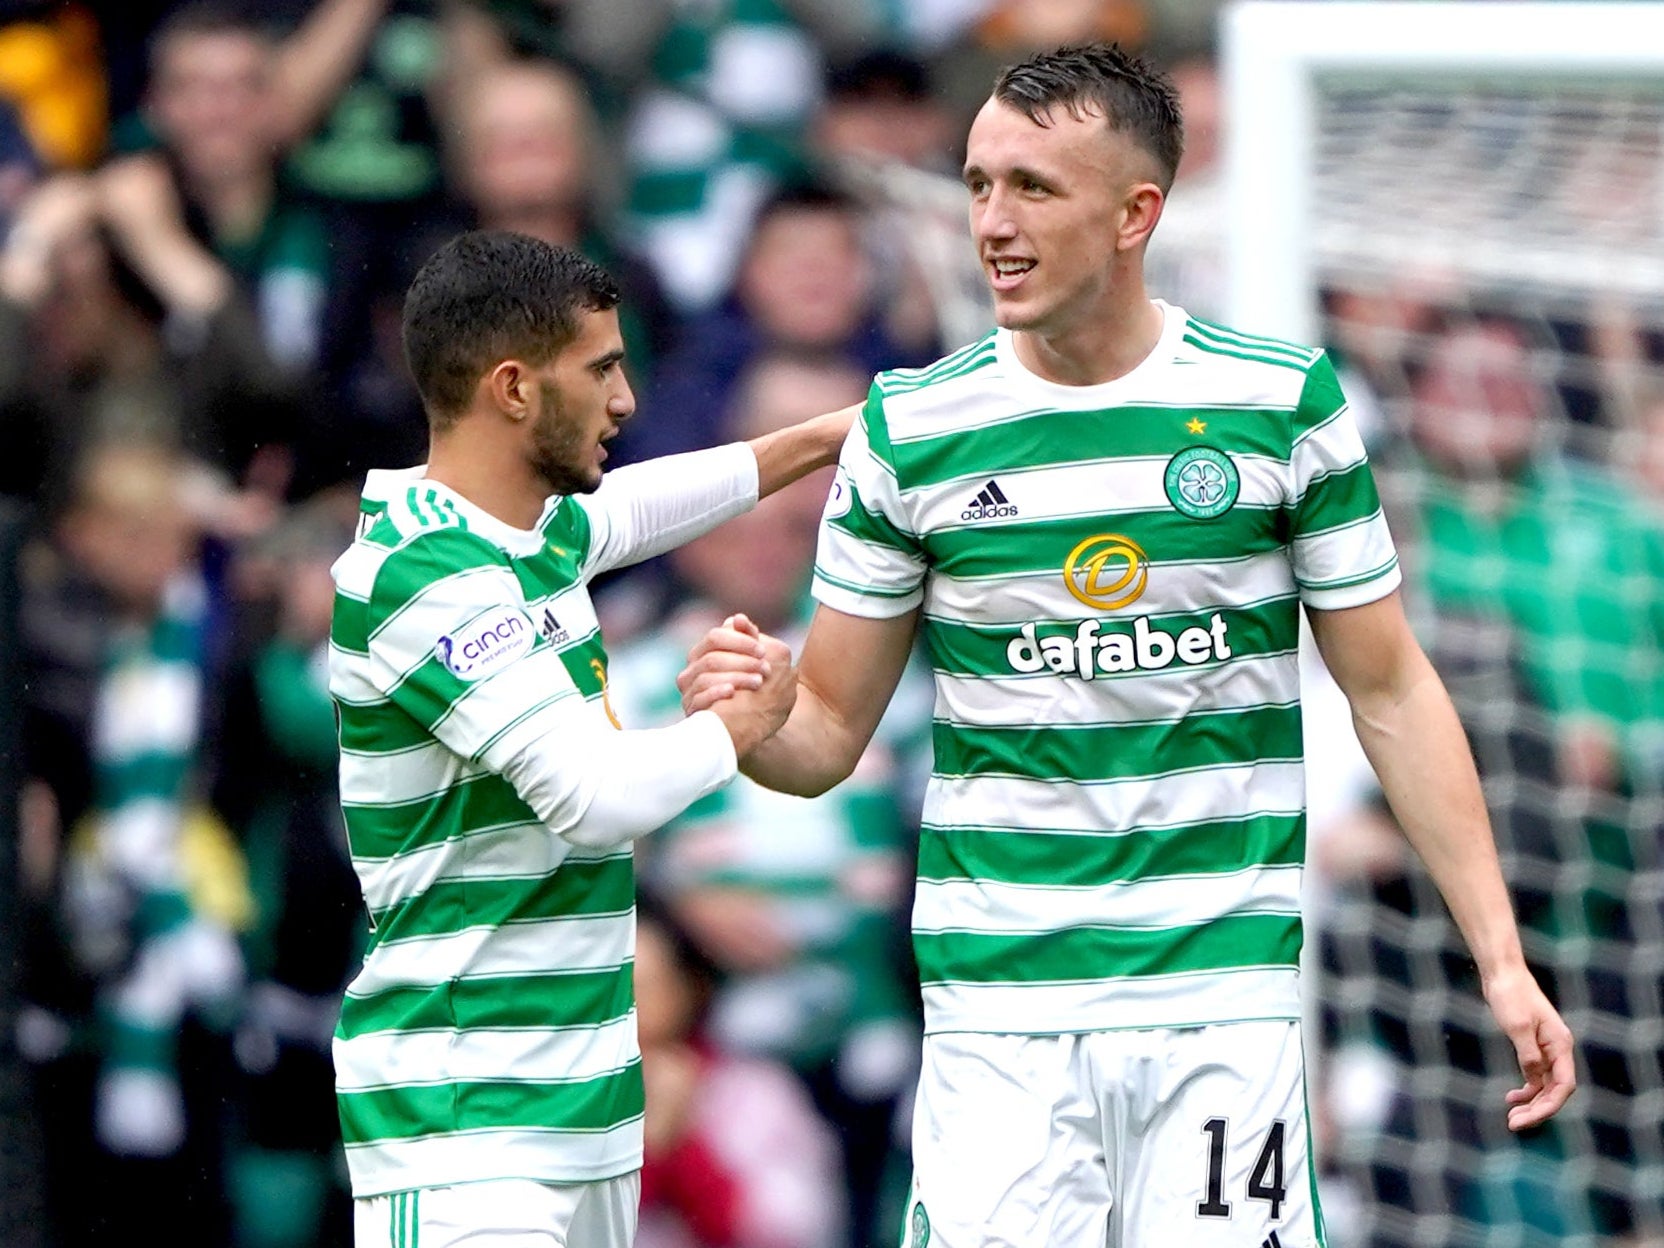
[682,614,797,756]
[1484,962,1577,1130]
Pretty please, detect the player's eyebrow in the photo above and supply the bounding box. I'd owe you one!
[962,162,1055,189]
[587,347,625,371]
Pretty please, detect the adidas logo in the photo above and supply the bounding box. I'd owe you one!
[540,607,569,645]
[960,479,1018,521]
[1261,1232,1283,1248]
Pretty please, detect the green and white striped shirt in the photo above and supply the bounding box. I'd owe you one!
[329,451,755,1196]
[813,303,1400,1036]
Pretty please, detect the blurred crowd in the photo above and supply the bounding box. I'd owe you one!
[2,2,1662,1247]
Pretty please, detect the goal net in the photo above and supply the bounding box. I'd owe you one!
[1218,5,1664,1246]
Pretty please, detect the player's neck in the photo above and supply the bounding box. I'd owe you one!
[424,427,547,532]
[1012,292,1165,388]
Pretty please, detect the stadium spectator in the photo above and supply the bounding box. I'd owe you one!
[1142,53,1224,318]
[212,497,365,1248]
[1388,311,1664,793]
[809,51,966,359]
[635,904,846,1248]
[118,5,330,376]
[814,50,958,174]
[19,442,247,1246]
[612,352,928,1247]
[621,0,824,312]
[449,58,677,388]
[932,0,1153,123]
[0,171,298,526]
[615,184,933,467]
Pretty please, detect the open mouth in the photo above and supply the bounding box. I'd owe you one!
[988,256,1036,291]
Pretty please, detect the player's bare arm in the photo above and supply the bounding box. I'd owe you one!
[679,604,918,797]
[1308,588,1576,1130]
[747,402,859,499]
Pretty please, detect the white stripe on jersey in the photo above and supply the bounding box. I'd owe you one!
[912,866,1304,935]
[335,1014,639,1090]
[920,761,1307,836]
[348,913,634,995]
[922,967,1303,1034]
[341,1123,643,1193]
[930,653,1300,728]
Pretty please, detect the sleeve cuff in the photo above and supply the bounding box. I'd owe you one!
[1299,561,1402,611]
[811,576,924,619]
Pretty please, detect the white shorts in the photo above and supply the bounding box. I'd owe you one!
[905,1022,1322,1248]
[354,1174,640,1248]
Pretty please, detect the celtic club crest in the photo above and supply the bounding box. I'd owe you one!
[1164,447,1240,519]
[910,1201,930,1248]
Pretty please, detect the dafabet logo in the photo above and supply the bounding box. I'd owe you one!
[1004,533,1232,679]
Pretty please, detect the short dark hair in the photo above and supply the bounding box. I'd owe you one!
[826,50,930,103]
[150,2,272,74]
[401,230,621,425]
[752,182,860,232]
[993,43,1184,190]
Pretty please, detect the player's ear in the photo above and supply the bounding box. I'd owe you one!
[1116,181,1165,253]
[487,360,532,422]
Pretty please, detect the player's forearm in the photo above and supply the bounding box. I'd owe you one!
[738,682,863,797]
[1352,658,1528,983]
[497,710,738,850]
[583,443,758,573]
[748,405,855,500]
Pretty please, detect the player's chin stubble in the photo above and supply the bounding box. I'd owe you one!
[531,379,602,496]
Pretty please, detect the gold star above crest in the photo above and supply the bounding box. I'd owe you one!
[1186,417,1207,435]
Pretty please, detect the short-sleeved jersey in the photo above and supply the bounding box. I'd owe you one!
[812,304,1400,1036]
[328,469,640,1196]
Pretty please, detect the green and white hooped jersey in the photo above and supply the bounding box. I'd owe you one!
[328,469,639,1197]
[812,303,1401,1036]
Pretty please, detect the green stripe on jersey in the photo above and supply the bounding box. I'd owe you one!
[369,857,636,942]
[917,813,1306,887]
[1293,461,1382,536]
[914,912,1302,986]
[339,700,439,755]
[1291,355,1348,439]
[827,478,924,554]
[343,771,538,861]
[340,966,634,1037]
[931,703,1304,784]
[338,1063,644,1144]
[369,529,506,629]
[925,507,1283,579]
[333,593,372,654]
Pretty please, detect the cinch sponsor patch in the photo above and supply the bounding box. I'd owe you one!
[436,606,536,680]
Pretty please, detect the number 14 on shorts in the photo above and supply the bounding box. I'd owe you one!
[1197,1117,1288,1223]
